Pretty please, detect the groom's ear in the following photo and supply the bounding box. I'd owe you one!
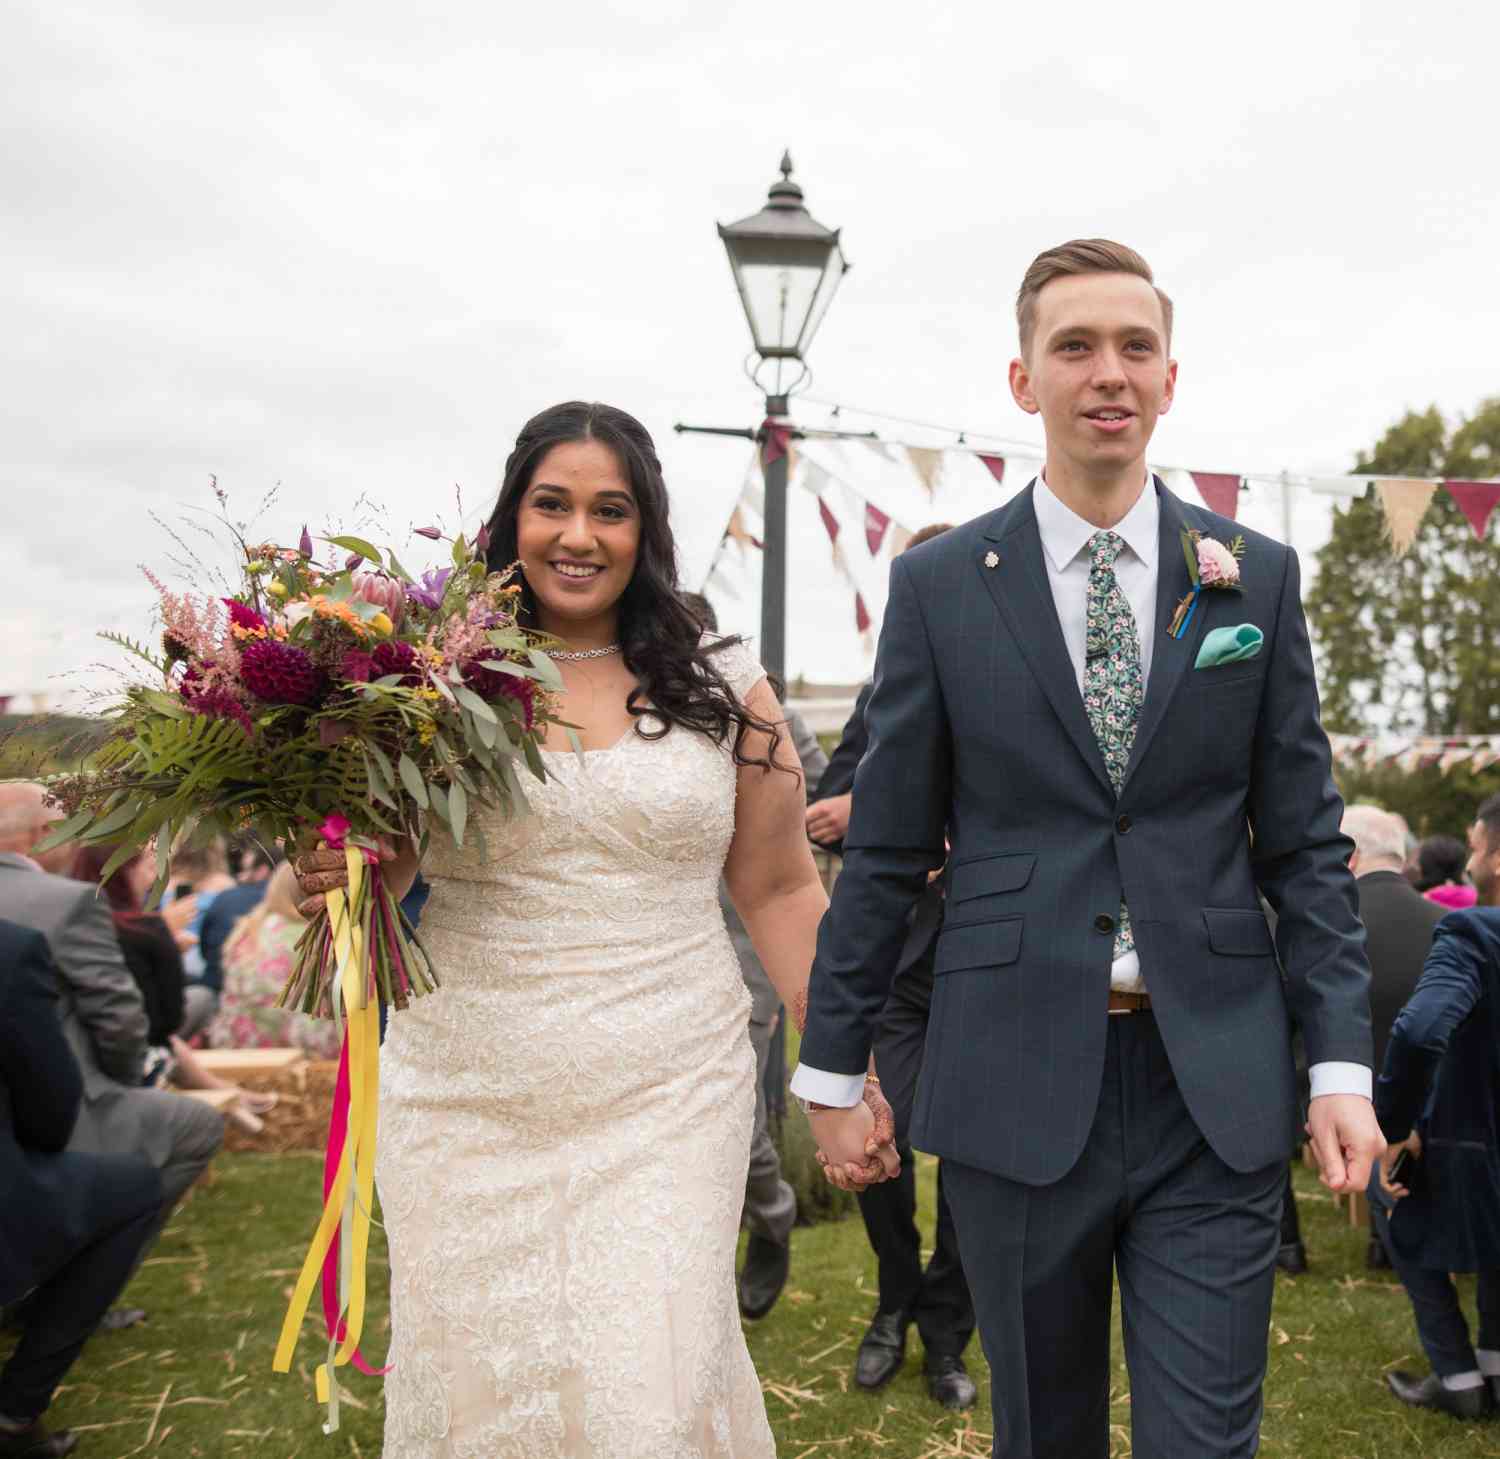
[1009,356,1039,415]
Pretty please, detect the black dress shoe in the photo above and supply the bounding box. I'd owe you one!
[1274,1241,1308,1275]
[925,1353,977,1410]
[0,1421,79,1457]
[1386,1369,1494,1420]
[854,1310,909,1390]
[1366,1236,1391,1270]
[737,1234,790,1321]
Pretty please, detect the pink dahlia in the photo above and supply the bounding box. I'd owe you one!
[240,638,324,706]
[462,659,535,729]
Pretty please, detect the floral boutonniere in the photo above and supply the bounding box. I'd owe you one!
[1168,529,1245,639]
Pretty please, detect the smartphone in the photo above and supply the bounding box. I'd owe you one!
[1388,1148,1414,1186]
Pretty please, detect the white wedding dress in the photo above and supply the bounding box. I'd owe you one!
[376,639,777,1458]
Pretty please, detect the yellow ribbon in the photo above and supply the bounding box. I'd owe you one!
[272,848,382,1431]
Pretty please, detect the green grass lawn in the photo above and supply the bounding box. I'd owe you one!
[14,1153,1500,1457]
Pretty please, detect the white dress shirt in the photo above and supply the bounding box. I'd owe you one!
[790,474,1370,1108]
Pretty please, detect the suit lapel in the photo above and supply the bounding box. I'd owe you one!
[1122,481,1215,790]
[978,488,1115,798]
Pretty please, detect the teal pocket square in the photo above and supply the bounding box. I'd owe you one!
[1195,624,1263,669]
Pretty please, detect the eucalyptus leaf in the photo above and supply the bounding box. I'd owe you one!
[477,658,534,678]
[386,550,415,583]
[521,734,547,783]
[326,534,383,563]
[88,798,146,839]
[33,808,97,851]
[428,780,451,825]
[473,708,499,750]
[526,649,564,691]
[398,754,430,809]
[448,779,468,847]
[566,725,586,768]
[451,533,468,568]
[453,684,497,722]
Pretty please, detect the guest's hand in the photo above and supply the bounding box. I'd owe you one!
[805,793,852,847]
[161,893,198,935]
[1306,1094,1386,1194]
[1378,1131,1421,1202]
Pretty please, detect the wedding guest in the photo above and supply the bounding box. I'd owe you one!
[808,524,978,1411]
[0,918,162,1459]
[232,838,277,885]
[165,841,237,1037]
[210,863,342,1062]
[0,784,222,1331]
[1377,793,1500,1419]
[1414,834,1478,911]
[1341,805,1445,1270]
[681,590,824,1321]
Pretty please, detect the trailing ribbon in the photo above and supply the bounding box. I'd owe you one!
[272,847,386,1432]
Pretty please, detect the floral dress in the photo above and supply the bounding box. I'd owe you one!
[207,913,344,1061]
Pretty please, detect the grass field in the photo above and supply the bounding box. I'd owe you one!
[14,1151,1500,1458]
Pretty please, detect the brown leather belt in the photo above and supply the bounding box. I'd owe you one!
[1107,990,1152,1015]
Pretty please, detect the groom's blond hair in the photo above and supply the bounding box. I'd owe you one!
[1017,239,1173,360]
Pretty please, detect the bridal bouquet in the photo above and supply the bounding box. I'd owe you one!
[34,511,566,1427]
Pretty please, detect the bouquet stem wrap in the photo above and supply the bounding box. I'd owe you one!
[272,848,389,1431]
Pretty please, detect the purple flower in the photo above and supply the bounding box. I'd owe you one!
[405,567,453,611]
[413,526,443,541]
[475,524,491,553]
[299,524,314,558]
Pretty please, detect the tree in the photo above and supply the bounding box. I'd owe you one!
[1307,398,1500,736]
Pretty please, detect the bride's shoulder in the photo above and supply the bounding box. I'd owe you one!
[698,631,767,703]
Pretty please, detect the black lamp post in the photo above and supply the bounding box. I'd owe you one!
[717,152,848,683]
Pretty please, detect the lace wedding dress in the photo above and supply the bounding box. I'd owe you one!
[376,640,777,1458]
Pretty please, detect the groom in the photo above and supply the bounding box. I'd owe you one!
[794,239,1383,1458]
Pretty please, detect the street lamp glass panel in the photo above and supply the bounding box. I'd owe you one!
[726,236,841,359]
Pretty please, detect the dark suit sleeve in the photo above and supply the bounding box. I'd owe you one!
[1375,911,1486,1142]
[810,681,873,803]
[799,556,952,1077]
[0,925,83,1152]
[198,888,250,995]
[51,885,149,1084]
[1246,547,1373,1072]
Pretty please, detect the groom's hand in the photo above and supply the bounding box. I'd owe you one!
[1306,1094,1386,1193]
[809,1096,900,1190]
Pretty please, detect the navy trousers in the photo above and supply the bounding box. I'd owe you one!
[944,1012,1284,1459]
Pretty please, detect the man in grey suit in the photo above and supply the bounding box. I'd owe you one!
[0,785,223,1276]
[792,241,1382,1457]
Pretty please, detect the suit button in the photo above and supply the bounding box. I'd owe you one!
[1116,815,1132,834]
[1094,914,1115,934]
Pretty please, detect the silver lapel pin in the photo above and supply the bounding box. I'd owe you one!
[983,551,999,569]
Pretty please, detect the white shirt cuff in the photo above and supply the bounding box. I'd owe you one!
[789,1063,865,1108]
[1308,1061,1372,1101]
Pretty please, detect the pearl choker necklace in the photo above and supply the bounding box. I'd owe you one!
[552,644,622,662]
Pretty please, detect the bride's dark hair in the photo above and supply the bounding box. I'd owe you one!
[483,401,784,771]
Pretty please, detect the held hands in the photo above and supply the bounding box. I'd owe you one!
[1305,1094,1386,1194]
[810,1080,900,1191]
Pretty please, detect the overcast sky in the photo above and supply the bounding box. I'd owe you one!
[5,1,1498,707]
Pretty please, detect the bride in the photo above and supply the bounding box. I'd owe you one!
[296,401,897,1458]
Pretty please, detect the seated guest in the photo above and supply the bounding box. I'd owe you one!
[1414,834,1478,911]
[232,838,276,885]
[1376,794,1500,1419]
[165,841,238,1037]
[192,850,273,1036]
[0,783,223,1300]
[210,863,342,1062]
[66,844,275,1133]
[0,918,162,1459]
[1340,805,1445,1271]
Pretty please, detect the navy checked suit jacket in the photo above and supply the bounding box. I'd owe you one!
[798,478,1374,1186]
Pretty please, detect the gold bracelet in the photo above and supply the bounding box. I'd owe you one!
[865,1076,881,1086]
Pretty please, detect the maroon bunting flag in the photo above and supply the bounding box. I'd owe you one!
[855,592,871,634]
[865,502,890,556]
[977,453,1006,486]
[1190,471,1241,519]
[818,496,840,542]
[1443,480,1500,540]
[761,419,792,465]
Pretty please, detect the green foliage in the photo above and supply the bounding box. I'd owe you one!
[1307,399,1500,735]
[1335,759,1500,841]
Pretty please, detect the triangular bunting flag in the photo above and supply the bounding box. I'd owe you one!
[855,592,871,634]
[906,446,945,499]
[725,507,762,552]
[761,419,792,466]
[1374,478,1440,556]
[1190,471,1241,520]
[865,502,891,556]
[1443,480,1500,539]
[976,453,1006,486]
[818,496,840,543]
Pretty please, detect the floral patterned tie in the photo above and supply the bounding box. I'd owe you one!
[1083,531,1143,961]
